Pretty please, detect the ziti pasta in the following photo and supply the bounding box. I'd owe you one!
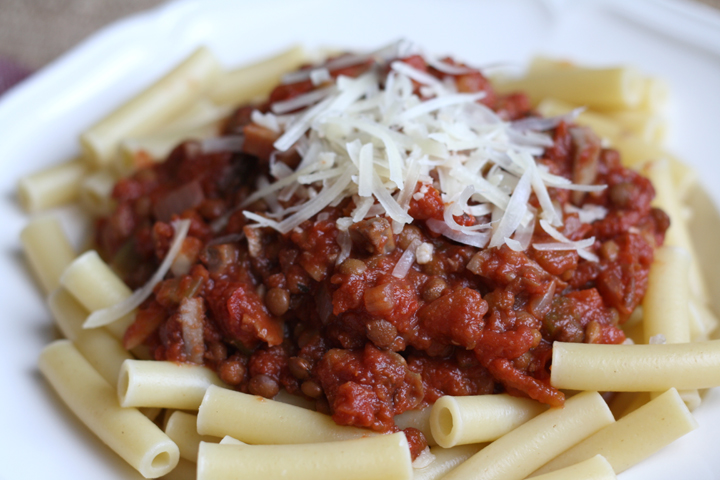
[21,41,718,478]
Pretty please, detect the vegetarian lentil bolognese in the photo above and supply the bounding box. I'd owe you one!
[94,42,668,457]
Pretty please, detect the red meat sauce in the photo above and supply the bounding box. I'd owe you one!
[96,54,669,458]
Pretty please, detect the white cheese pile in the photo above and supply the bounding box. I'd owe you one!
[241,41,605,261]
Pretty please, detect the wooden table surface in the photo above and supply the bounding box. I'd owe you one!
[0,0,719,70]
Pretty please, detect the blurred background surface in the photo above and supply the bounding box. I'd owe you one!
[0,0,719,75]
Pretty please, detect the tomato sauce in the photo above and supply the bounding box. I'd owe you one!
[95,53,668,456]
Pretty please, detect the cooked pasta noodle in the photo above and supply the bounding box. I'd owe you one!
[440,392,614,480]
[196,432,412,480]
[39,340,179,478]
[532,389,697,476]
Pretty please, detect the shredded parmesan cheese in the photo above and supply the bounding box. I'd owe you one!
[240,43,606,261]
[649,334,667,345]
[416,242,434,264]
[392,239,421,278]
[535,219,599,261]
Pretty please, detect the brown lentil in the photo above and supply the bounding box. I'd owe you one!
[248,374,280,398]
[265,287,290,316]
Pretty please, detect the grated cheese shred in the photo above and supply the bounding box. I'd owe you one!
[84,219,191,329]
[242,42,606,261]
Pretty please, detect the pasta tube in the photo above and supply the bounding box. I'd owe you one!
[525,57,667,112]
[218,436,246,445]
[641,246,699,408]
[47,287,87,341]
[20,216,76,294]
[209,45,306,106]
[642,246,691,344]
[79,169,118,217]
[551,340,720,391]
[164,411,219,462]
[196,432,412,480]
[413,445,484,480]
[531,455,615,480]
[441,391,614,480]
[690,301,720,341]
[638,77,670,113]
[158,98,231,134]
[197,385,374,444]
[75,328,134,386]
[644,160,707,303]
[608,392,650,420]
[493,67,644,110]
[272,388,316,410]
[535,98,622,141]
[607,111,666,144]
[535,98,665,145]
[17,157,88,212]
[59,250,135,339]
[160,458,196,480]
[118,122,219,174]
[429,394,547,447]
[532,388,697,476]
[394,406,436,446]
[81,47,221,167]
[48,288,135,385]
[39,340,179,478]
[118,360,225,410]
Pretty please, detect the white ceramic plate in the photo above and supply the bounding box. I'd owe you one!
[1,0,720,478]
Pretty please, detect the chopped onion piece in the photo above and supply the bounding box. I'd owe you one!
[207,233,245,247]
[335,230,352,265]
[153,180,204,222]
[84,219,191,329]
[178,297,205,364]
[200,135,244,154]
